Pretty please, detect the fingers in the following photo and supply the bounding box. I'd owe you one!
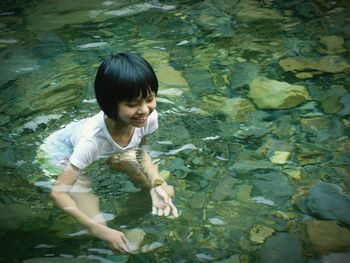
[109,241,129,254]
[150,186,179,218]
[119,243,130,254]
[109,233,134,254]
[151,200,178,217]
[163,205,170,216]
[121,234,129,244]
[157,208,164,216]
[152,206,164,216]
[152,206,157,215]
[168,199,179,218]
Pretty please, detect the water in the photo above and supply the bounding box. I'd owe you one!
[1,0,350,262]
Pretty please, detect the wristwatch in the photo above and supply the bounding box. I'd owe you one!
[153,178,164,186]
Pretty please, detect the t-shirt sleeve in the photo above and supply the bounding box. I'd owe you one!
[69,137,98,170]
[145,110,158,135]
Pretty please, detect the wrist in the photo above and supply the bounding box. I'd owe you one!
[88,221,111,240]
[151,178,165,188]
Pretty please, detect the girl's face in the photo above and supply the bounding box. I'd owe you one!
[116,91,156,127]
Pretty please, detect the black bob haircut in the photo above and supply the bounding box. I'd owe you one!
[94,53,158,120]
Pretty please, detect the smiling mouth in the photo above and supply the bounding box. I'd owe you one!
[133,115,148,122]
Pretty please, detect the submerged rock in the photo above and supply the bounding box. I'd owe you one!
[201,95,255,122]
[235,184,253,203]
[294,1,323,18]
[279,55,350,78]
[255,137,294,159]
[229,63,260,89]
[143,50,189,90]
[322,252,350,263]
[124,228,146,253]
[231,160,275,172]
[305,220,350,255]
[306,182,350,225]
[300,115,345,142]
[269,151,290,164]
[235,0,284,22]
[189,192,207,209]
[212,175,237,201]
[251,172,292,207]
[338,93,350,116]
[320,95,343,114]
[192,0,235,38]
[258,233,304,263]
[249,224,275,244]
[284,168,302,180]
[248,77,311,109]
[317,35,347,55]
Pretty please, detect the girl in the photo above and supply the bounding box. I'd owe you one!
[45,53,178,254]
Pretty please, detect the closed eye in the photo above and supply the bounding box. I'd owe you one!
[146,97,155,103]
[126,102,138,107]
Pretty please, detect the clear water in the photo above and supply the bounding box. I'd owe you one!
[1,0,350,262]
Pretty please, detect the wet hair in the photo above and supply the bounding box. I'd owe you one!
[94,53,158,119]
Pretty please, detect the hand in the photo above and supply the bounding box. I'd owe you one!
[106,229,136,254]
[150,184,178,217]
[90,224,134,254]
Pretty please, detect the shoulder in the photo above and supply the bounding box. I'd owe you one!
[79,111,105,140]
[70,137,99,170]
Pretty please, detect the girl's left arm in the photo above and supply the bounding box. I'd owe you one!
[138,137,178,217]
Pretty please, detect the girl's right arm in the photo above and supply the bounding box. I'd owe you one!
[51,163,132,254]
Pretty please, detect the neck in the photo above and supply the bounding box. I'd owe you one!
[104,115,134,136]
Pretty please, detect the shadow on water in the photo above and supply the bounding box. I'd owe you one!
[1,0,350,262]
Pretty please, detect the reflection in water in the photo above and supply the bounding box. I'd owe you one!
[1,0,350,262]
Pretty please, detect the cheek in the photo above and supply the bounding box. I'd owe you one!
[116,107,130,119]
[151,100,157,109]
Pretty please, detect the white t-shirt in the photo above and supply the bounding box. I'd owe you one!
[69,110,158,170]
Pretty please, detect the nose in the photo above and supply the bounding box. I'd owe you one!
[137,102,148,115]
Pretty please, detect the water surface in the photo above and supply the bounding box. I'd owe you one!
[1,0,350,262]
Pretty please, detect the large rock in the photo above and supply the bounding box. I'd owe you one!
[306,220,350,255]
[143,49,189,90]
[322,253,350,263]
[229,63,260,89]
[235,0,284,22]
[124,228,146,253]
[338,93,350,116]
[300,116,345,141]
[258,233,305,263]
[279,55,350,78]
[248,77,311,109]
[249,224,275,244]
[317,35,347,55]
[212,175,237,201]
[25,0,175,32]
[251,172,292,206]
[230,160,275,172]
[201,95,255,122]
[306,182,350,225]
[193,0,235,38]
